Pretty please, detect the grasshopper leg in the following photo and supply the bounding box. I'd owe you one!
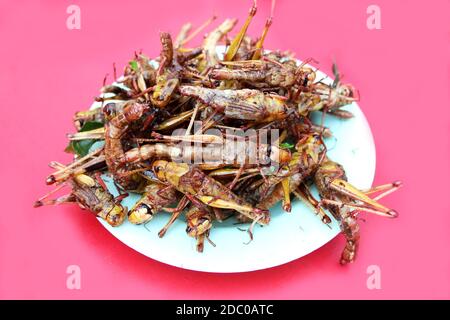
[281,178,291,212]
[294,183,332,224]
[34,194,76,207]
[224,0,257,61]
[329,179,398,218]
[363,181,403,200]
[158,196,190,238]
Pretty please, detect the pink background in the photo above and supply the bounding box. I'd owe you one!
[0,0,449,299]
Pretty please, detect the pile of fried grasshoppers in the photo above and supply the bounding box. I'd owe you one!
[35,1,401,264]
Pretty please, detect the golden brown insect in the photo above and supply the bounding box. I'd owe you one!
[314,159,401,264]
[104,102,148,170]
[121,135,291,167]
[179,86,290,122]
[314,82,358,111]
[257,134,326,211]
[104,101,149,188]
[151,32,181,108]
[152,160,270,225]
[296,83,357,118]
[210,58,317,91]
[297,63,359,117]
[128,182,177,225]
[185,205,214,252]
[35,172,127,227]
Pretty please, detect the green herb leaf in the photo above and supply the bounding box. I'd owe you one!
[65,121,104,157]
[78,121,104,132]
[280,142,295,150]
[129,60,139,72]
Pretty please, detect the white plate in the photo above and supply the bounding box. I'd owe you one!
[91,48,376,273]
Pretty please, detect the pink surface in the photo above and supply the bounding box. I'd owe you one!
[0,0,449,299]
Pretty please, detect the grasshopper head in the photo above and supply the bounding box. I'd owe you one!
[186,215,212,238]
[128,203,154,225]
[105,204,127,227]
[152,160,169,182]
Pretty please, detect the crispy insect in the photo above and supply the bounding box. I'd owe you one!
[257,134,326,211]
[35,173,127,227]
[297,63,359,117]
[185,206,214,252]
[152,160,270,224]
[314,159,401,264]
[210,58,316,91]
[179,86,290,122]
[121,137,291,166]
[151,32,180,108]
[104,101,148,188]
[128,182,177,224]
[104,101,147,169]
